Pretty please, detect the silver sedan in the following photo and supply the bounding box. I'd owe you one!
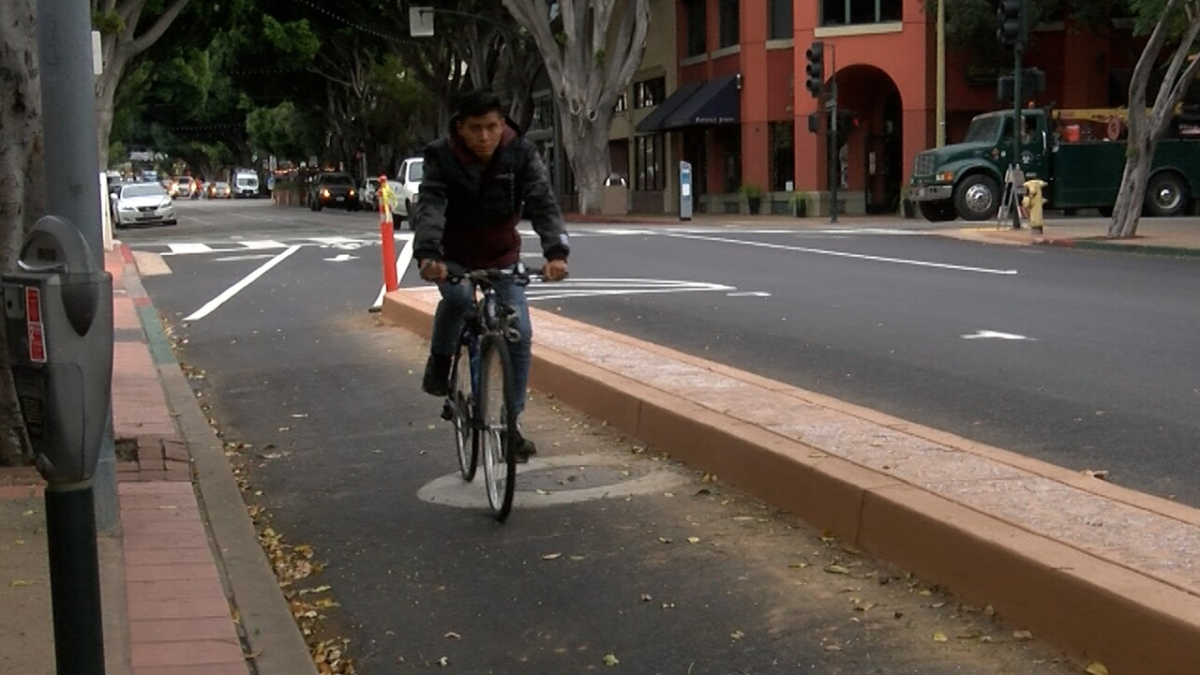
[112,183,177,228]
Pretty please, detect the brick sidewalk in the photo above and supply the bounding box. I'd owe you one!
[0,244,249,674]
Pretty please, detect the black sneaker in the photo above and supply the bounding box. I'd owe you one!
[421,354,452,397]
[511,428,537,464]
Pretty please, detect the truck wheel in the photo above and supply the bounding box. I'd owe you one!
[953,174,1000,221]
[1143,172,1189,217]
[918,202,957,222]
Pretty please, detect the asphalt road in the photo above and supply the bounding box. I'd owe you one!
[125,199,1084,673]
[543,226,1200,506]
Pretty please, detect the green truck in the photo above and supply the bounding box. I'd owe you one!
[909,107,1200,222]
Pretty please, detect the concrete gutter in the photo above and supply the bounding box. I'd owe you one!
[383,288,1200,675]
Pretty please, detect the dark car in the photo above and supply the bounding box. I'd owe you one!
[309,172,360,211]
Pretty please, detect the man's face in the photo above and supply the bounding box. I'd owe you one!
[456,111,505,162]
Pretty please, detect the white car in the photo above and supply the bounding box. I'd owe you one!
[112,183,176,228]
[361,177,381,209]
[395,157,423,224]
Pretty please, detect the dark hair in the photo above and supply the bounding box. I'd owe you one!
[456,88,504,118]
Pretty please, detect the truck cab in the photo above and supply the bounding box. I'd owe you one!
[909,109,1050,222]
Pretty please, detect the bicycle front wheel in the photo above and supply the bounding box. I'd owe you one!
[449,340,477,481]
[478,336,517,521]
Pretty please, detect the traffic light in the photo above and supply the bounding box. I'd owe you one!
[804,42,825,98]
[996,0,1025,48]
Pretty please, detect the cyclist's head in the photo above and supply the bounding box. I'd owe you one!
[454,89,506,163]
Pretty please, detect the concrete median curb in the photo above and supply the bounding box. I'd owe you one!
[382,288,1200,675]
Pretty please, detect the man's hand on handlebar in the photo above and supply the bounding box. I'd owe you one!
[419,259,447,283]
[543,259,568,282]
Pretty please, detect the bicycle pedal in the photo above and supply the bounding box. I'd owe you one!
[440,403,454,421]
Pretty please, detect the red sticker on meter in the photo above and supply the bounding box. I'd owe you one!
[24,287,46,363]
[24,287,40,323]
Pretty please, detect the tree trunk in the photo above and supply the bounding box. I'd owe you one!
[1109,144,1153,237]
[502,0,651,214]
[558,104,614,213]
[0,0,43,465]
[1108,0,1200,238]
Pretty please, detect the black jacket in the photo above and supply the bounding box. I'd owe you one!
[412,118,569,270]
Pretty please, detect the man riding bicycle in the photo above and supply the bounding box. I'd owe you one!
[412,88,570,461]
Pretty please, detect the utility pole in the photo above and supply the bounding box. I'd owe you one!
[997,0,1027,230]
[34,3,111,673]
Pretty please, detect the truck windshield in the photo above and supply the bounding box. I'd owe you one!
[963,116,1005,144]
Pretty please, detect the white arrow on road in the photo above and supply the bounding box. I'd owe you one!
[961,330,1031,341]
[325,254,358,262]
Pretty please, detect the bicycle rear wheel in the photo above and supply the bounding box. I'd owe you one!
[478,336,517,521]
[449,340,477,481]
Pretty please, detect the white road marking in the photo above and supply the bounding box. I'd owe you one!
[325,254,358,262]
[165,243,214,255]
[213,254,278,262]
[726,291,770,297]
[131,251,172,276]
[961,330,1031,341]
[526,278,735,302]
[311,236,358,245]
[184,245,302,321]
[239,240,288,250]
[657,232,1019,275]
[372,234,415,310]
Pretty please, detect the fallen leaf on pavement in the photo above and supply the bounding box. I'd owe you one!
[1085,662,1109,675]
[542,552,563,560]
[640,593,652,602]
[824,564,851,575]
[933,632,948,642]
[1082,469,1109,480]
[1013,630,1033,641]
[603,654,620,666]
[10,580,31,587]
[730,630,745,641]
[687,537,701,544]
[444,632,461,640]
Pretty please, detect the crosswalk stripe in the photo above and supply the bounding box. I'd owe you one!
[166,243,215,255]
[238,240,289,250]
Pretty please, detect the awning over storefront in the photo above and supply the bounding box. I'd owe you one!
[634,81,705,133]
[661,74,739,130]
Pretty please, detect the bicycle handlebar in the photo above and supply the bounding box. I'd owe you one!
[444,262,563,286]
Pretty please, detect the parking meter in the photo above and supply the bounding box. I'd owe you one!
[2,216,113,484]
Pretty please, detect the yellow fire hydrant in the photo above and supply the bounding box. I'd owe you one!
[1022,178,1047,234]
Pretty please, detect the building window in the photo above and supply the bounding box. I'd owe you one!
[769,122,795,192]
[634,134,665,192]
[686,0,707,56]
[821,0,902,26]
[634,77,665,109]
[615,94,628,113]
[718,0,739,48]
[768,0,793,40]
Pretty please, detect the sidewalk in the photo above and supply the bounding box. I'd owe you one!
[0,244,314,675]
[0,217,1196,674]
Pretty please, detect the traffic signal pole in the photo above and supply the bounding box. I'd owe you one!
[998,0,1027,230]
[828,56,839,225]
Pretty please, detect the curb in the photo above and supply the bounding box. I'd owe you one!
[382,289,1200,675]
[121,244,318,675]
[1034,236,1200,257]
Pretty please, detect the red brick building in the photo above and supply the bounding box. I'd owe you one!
[617,0,1146,216]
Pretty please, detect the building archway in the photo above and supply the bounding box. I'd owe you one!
[832,65,904,215]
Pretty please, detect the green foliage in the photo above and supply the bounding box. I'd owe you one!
[261,16,321,61]
[92,9,124,35]
[739,183,765,199]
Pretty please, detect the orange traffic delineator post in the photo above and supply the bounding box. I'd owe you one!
[378,176,398,292]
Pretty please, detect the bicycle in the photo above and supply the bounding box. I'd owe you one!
[439,263,543,521]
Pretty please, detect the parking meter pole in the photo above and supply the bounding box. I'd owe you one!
[36,0,119,534]
[45,481,106,675]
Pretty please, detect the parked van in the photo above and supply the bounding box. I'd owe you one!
[234,172,259,198]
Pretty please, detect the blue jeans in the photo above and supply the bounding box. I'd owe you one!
[430,276,532,415]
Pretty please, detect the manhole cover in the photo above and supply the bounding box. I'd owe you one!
[416,453,686,509]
